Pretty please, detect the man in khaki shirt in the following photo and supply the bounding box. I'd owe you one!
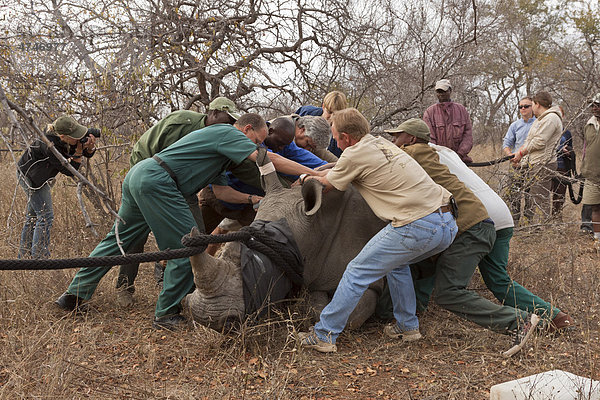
[298,108,457,353]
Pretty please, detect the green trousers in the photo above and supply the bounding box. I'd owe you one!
[413,221,528,333]
[116,193,205,293]
[66,159,196,318]
[479,227,560,320]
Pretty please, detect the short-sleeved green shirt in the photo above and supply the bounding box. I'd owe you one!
[155,123,257,197]
[130,110,207,167]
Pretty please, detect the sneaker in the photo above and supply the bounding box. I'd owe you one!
[503,314,540,357]
[54,292,89,313]
[548,311,575,333]
[152,314,187,331]
[115,288,134,308]
[383,323,422,342]
[298,328,337,353]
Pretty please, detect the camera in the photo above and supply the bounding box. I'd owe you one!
[80,127,101,144]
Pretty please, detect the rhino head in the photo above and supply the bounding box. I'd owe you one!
[186,149,385,331]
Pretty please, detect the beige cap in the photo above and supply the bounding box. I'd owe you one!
[435,79,452,91]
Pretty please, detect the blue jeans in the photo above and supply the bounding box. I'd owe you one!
[314,209,457,344]
[18,174,54,259]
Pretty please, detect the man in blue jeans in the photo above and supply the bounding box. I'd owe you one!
[298,108,457,353]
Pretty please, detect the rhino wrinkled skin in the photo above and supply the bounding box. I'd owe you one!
[185,153,386,332]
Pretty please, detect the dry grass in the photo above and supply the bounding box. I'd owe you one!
[0,145,599,399]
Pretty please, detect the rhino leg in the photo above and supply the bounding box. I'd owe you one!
[184,242,244,332]
[307,290,329,322]
[308,287,379,330]
[346,287,379,330]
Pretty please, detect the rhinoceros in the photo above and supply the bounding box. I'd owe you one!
[184,152,387,331]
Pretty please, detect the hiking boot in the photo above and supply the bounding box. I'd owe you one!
[503,314,540,357]
[152,314,187,331]
[383,323,422,342]
[54,292,89,313]
[115,288,134,308]
[548,311,575,333]
[298,328,337,353]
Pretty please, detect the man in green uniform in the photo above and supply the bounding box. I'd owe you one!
[55,113,319,330]
[115,97,240,306]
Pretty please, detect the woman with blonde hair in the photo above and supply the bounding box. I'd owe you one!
[295,90,348,157]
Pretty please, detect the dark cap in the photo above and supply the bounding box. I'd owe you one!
[52,115,88,139]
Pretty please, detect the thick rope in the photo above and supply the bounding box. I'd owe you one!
[0,247,206,271]
[465,154,514,167]
[0,226,304,287]
[466,153,585,205]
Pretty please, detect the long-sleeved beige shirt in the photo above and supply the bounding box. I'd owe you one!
[520,105,563,167]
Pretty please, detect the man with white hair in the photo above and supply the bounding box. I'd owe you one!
[423,79,474,163]
[294,115,338,162]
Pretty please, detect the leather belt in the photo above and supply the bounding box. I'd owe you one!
[439,204,452,214]
[152,155,179,188]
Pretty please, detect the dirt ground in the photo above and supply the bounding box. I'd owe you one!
[0,159,598,399]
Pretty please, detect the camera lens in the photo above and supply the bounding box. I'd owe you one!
[87,128,101,138]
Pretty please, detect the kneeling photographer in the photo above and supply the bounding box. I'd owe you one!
[17,115,98,259]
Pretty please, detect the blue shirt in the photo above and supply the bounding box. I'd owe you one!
[219,142,327,210]
[295,105,323,116]
[502,117,536,152]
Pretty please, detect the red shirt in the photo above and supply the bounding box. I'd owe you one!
[423,101,473,163]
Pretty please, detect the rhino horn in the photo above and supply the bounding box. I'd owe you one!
[188,228,231,294]
[301,178,323,216]
[256,146,284,193]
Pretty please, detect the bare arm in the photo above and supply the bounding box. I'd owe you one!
[246,150,320,176]
[212,185,262,205]
[315,162,336,171]
[304,172,335,193]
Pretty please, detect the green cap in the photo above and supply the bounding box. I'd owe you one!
[208,97,240,120]
[52,115,88,139]
[384,118,431,142]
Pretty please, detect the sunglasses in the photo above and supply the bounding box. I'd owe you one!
[518,104,532,109]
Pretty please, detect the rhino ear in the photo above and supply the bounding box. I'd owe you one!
[301,179,323,215]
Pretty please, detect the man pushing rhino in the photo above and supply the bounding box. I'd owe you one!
[298,108,458,353]
[55,113,322,330]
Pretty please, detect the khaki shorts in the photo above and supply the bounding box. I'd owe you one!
[582,179,600,205]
